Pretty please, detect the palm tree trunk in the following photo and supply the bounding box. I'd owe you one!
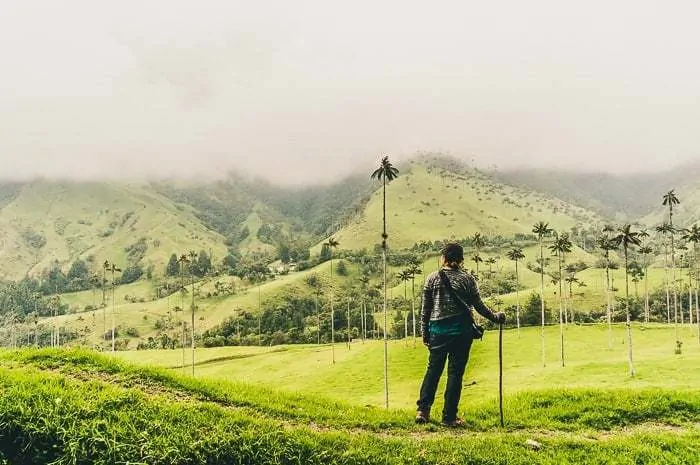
[558,253,565,367]
[382,247,389,409]
[102,268,106,343]
[404,311,408,344]
[672,233,679,342]
[689,274,693,326]
[330,257,335,364]
[664,244,670,324]
[569,282,574,324]
[111,270,116,353]
[181,322,185,373]
[411,276,416,347]
[347,299,351,349]
[625,248,636,377]
[644,265,649,324]
[191,277,195,376]
[606,262,612,350]
[258,285,262,347]
[515,260,520,336]
[539,237,546,367]
[361,300,366,342]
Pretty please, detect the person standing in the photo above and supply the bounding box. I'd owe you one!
[416,242,505,427]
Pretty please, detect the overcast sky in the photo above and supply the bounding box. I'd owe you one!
[2,0,699,184]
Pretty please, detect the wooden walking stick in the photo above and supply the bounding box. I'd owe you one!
[499,322,504,428]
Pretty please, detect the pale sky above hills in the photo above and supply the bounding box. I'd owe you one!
[1,1,700,184]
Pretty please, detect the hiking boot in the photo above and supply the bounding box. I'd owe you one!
[441,417,466,428]
[415,410,430,424]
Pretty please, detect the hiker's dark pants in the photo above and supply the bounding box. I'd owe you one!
[417,332,473,422]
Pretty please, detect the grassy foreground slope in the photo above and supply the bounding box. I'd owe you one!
[1,346,699,464]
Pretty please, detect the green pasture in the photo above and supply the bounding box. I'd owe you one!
[118,324,700,410]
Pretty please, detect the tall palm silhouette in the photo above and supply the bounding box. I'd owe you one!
[506,247,525,334]
[108,262,122,353]
[613,224,642,377]
[533,221,552,366]
[656,222,673,324]
[471,233,486,278]
[564,274,580,323]
[471,254,483,277]
[398,269,412,343]
[102,260,110,346]
[407,262,422,346]
[681,225,700,332]
[177,254,189,372]
[597,233,616,349]
[324,237,339,364]
[370,156,398,409]
[359,274,370,342]
[485,256,498,280]
[663,190,680,335]
[188,250,198,376]
[638,245,654,324]
[549,232,572,367]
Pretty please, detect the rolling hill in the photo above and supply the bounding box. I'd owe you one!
[320,157,604,252]
[0,180,228,281]
[495,160,700,223]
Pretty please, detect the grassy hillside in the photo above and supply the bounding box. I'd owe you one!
[47,239,687,350]
[640,179,700,227]
[326,162,603,252]
[0,180,228,280]
[494,161,700,220]
[0,329,698,464]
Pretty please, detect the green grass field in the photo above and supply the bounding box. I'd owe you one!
[117,324,700,409]
[1,323,699,464]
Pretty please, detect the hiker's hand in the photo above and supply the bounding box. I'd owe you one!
[422,334,430,347]
[495,312,506,325]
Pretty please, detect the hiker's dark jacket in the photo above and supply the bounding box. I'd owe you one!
[421,267,498,337]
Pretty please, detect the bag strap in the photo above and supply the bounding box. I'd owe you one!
[438,270,474,321]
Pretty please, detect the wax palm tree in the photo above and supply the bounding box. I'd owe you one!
[597,233,617,349]
[663,191,681,334]
[471,255,483,277]
[681,225,700,331]
[324,237,339,364]
[371,156,399,409]
[565,274,580,323]
[656,222,674,324]
[186,250,198,375]
[638,245,654,323]
[612,224,642,377]
[471,233,486,277]
[549,232,572,366]
[407,263,422,346]
[471,232,485,255]
[506,247,525,334]
[108,262,122,353]
[533,221,553,366]
[398,269,412,343]
[359,274,370,341]
[102,260,110,344]
[485,256,498,279]
[399,269,411,302]
[177,254,189,371]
